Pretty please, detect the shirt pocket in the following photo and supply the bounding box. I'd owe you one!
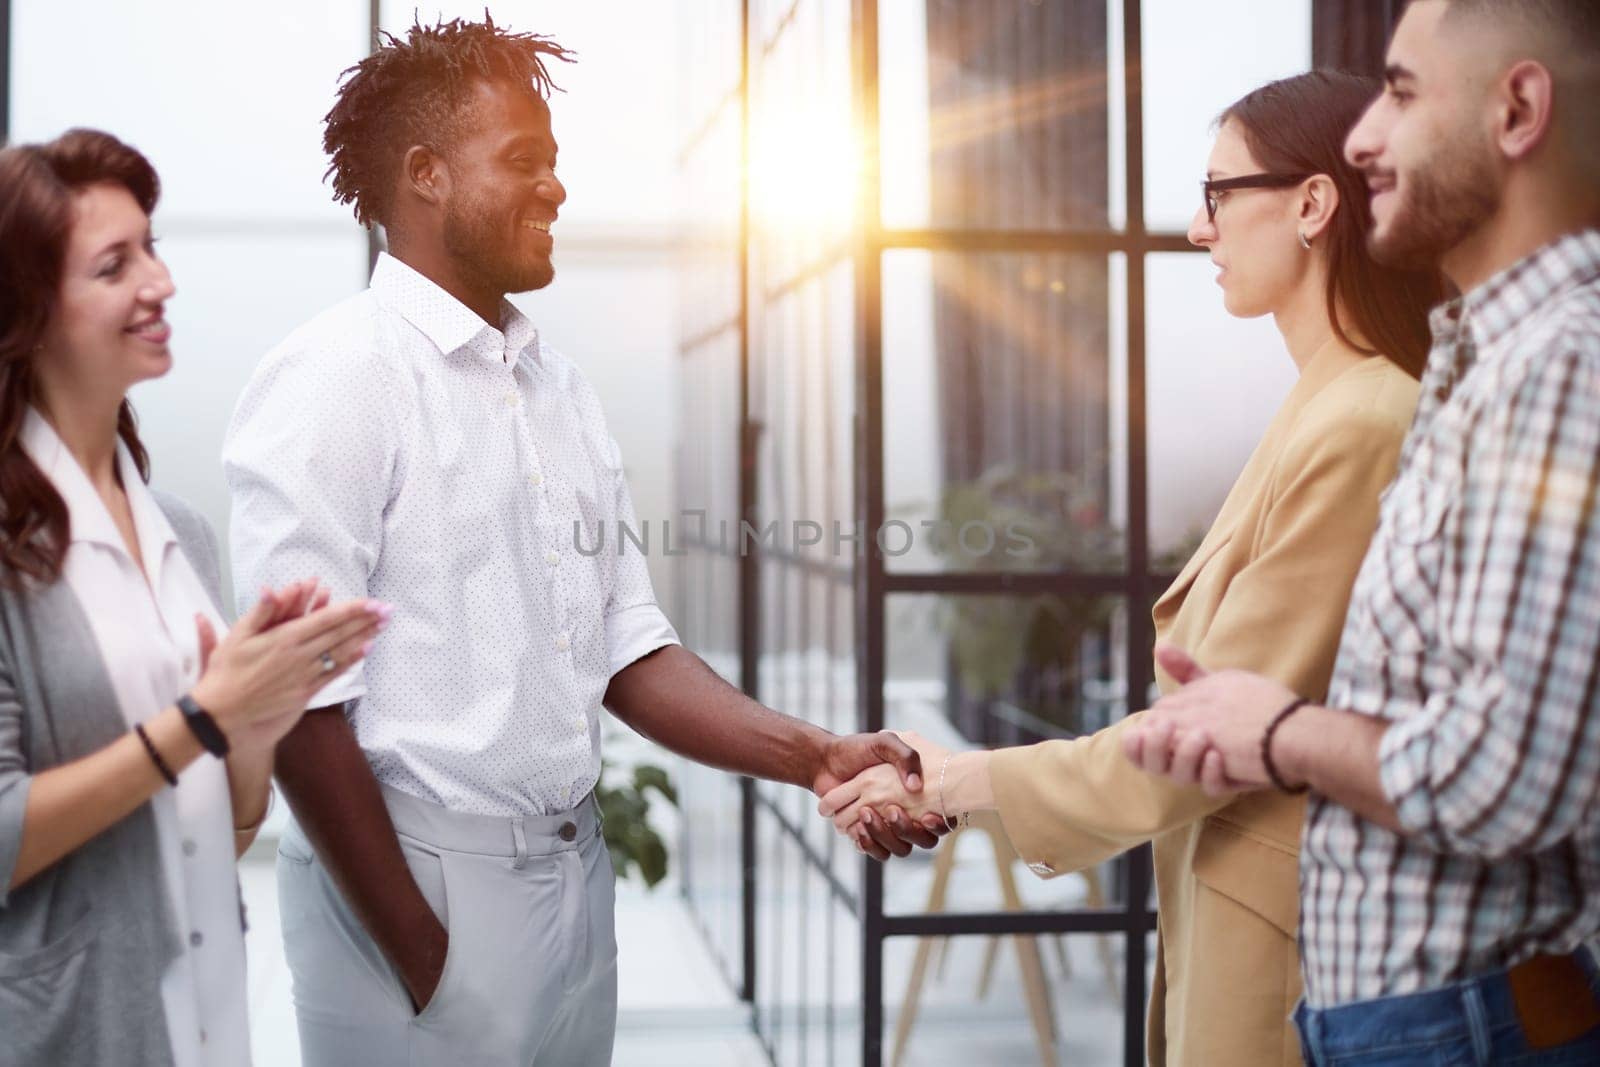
[1365,473,1456,657]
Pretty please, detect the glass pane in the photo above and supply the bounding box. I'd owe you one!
[880,592,1134,917]
[679,107,745,342]
[880,0,1115,231]
[882,931,1133,1065]
[883,251,1127,574]
[750,0,856,281]
[752,263,854,575]
[1141,0,1313,232]
[1144,252,1297,565]
[754,805,864,1067]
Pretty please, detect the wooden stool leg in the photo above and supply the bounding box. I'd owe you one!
[976,936,1001,999]
[1051,933,1072,979]
[892,832,959,1067]
[988,823,1058,1065]
[1014,934,1059,1067]
[1082,867,1121,1000]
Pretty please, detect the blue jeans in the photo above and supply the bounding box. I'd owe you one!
[1294,951,1600,1065]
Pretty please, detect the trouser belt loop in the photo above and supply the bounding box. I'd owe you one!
[511,819,529,870]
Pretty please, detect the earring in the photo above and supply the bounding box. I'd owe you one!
[1299,232,1312,250]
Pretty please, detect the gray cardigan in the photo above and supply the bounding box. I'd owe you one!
[0,491,226,1067]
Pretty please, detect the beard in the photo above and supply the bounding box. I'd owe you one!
[441,190,554,296]
[1367,125,1500,270]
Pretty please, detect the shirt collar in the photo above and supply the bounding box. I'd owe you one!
[1458,227,1600,353]
[369,251,542,365]
[19,407,178,567]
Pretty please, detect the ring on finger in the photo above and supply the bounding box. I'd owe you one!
[318,651,337,674]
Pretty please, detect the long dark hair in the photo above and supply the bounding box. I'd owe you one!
[0,128,157,587]
[1221,71,1443,378]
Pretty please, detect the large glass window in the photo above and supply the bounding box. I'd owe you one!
[676,1,1319,1064]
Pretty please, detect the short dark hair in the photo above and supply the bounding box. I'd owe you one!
[322,14,573,229]
[0,128,157,586]
[1439,0,1600,172]
[1441,0,1600,48]
[1220,71,1445,378]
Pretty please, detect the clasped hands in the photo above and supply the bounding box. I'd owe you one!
[815,731,985,858]
[815,644,1304,859]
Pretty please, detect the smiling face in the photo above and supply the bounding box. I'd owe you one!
[1344,1,1500,269]
[439,77,566,296]
[37,181,175,401]
[1186,121,1309,319]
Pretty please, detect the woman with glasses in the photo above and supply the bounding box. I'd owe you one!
[820,71,1443,1065]
[0,128,389,1066]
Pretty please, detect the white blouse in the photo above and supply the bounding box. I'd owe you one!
[21,409,250,1067]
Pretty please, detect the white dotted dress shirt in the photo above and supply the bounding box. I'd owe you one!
[224,253,679,817]
[22,409,249,1067]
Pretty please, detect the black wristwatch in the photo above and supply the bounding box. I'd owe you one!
[176,693,230,758]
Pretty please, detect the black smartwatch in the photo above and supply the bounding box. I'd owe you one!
[176,693,230,758]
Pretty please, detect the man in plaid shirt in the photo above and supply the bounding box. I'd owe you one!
[1125,2,1600,1063]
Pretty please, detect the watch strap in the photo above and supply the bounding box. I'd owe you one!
[176,692,230,757]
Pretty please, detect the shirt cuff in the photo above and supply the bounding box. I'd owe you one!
[606,602,681,679]
[307,663,366,712]
[1376,712,1437,840]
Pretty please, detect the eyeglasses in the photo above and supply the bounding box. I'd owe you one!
[1201,173,1313,223]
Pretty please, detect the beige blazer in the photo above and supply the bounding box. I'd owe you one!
[990,340,1419,1066]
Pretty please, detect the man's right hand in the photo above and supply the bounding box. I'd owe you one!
[275,707,454,1024]
[400,917,449,1013]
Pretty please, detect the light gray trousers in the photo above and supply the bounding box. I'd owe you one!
[277,784,618,1066]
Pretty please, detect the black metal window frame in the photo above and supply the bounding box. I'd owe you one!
[851,3,1163,1063]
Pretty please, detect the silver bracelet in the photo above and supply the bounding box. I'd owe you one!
[937,754,969,830]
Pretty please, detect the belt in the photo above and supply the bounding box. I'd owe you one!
[1508,951,1600,1049]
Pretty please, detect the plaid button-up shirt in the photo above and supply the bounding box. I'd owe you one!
[1301,229,1600,1008]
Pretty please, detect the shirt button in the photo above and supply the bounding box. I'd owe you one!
[555,633,570,652]
[189,931,204,948]
[576,717,588,734]
[545,550,559,565]
[503,392,520,408]
[182,839,198,858]
[530,472,544,487]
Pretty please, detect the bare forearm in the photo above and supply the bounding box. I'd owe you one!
[1276,705,1400,831]
[604,646,829,790]
[226,749,274,857]
[942,751,996,814]
[274,706,444,1003]
[12,704,203,891]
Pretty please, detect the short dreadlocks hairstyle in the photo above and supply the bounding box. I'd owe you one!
[322,14,573,229]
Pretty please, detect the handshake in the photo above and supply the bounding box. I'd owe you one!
[812,730,995,860]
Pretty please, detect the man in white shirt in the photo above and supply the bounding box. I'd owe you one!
[223,17,944,1066]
